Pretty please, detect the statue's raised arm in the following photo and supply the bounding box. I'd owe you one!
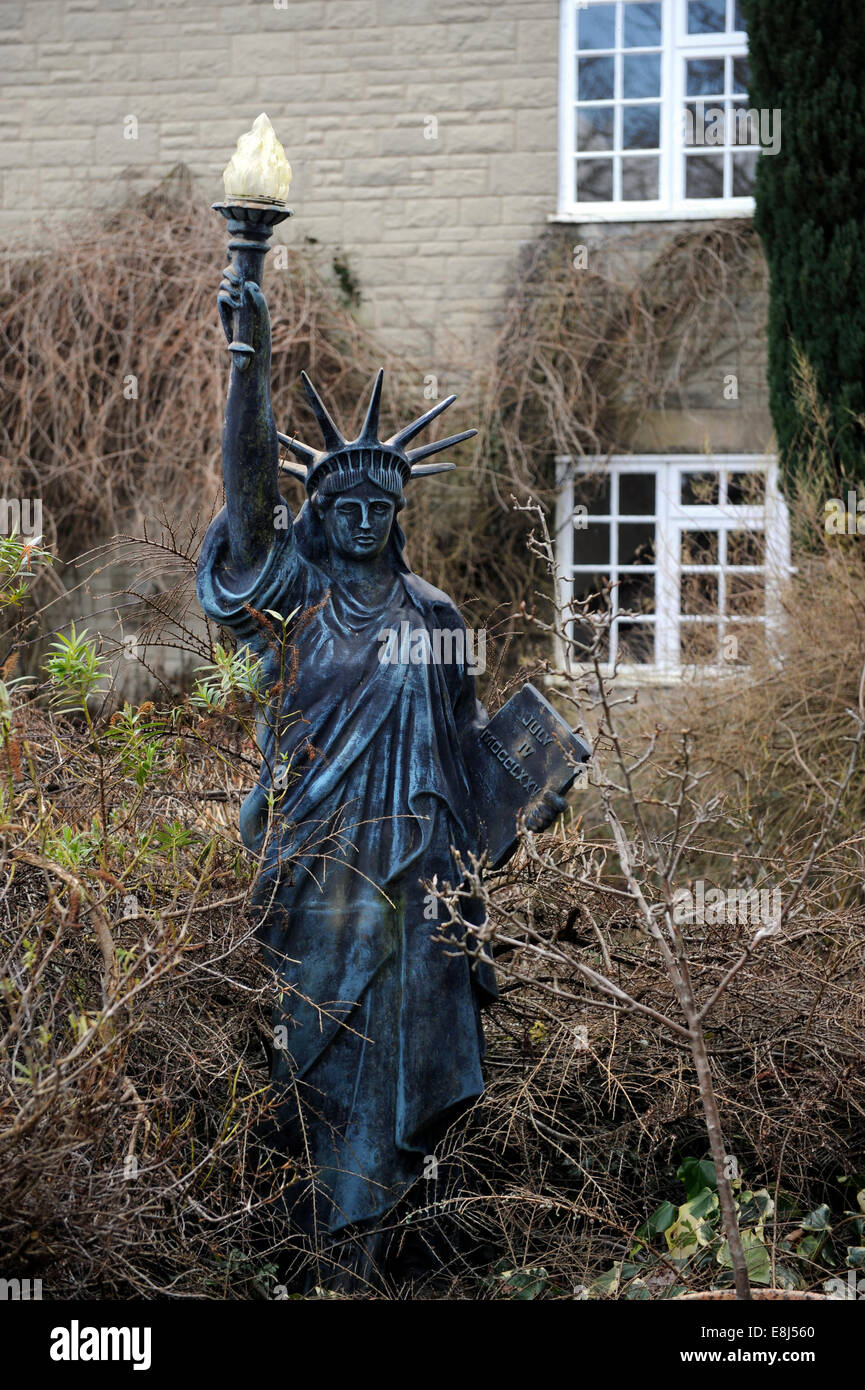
[216,259,282,585]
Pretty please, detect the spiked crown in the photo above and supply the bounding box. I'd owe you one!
[277,369,476,498]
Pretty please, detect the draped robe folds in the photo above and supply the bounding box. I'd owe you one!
[196,505,497,1232]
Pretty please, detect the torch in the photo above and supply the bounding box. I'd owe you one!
[212,112,293,370]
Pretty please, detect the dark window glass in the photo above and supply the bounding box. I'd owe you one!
[579,54,616,100]
[681,529,719,564]
[681,573,719,615]
[682,472,720,505]
[578,3,617,50]
[624,51,661,97]
[573,475,612,515]
[623,2,661,47]
[685,153,724,197]
[578,105,615,150]
[619,521,656,565]
[726,529,765,566]
[688,0,726,34]
[619,472,656,514]
[686,57,726,96]
[617,621,655,663]
[623,104,661,148]
[575,521,611,566]
[576,158,614,201]
[727,573,765,616]
[616,572,655,614]
[622,156,659,198]
[727,471,766,505]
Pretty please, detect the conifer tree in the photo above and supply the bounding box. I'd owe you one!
[742,0,865,487]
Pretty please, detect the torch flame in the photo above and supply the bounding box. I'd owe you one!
[222,113,292,204]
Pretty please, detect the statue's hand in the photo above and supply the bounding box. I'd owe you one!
[217,266,271,363]
[524,789,569,834]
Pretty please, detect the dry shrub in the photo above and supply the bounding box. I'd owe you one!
[476,219,762,498]
[0,166,402,558]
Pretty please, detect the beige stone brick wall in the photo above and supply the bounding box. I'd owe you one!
[0,0,562,373]
[0,0,771,447]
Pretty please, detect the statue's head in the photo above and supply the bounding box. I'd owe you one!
[279,369,476,572]
[312,478,400,563]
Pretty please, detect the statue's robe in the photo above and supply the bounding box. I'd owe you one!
[196,506,496,1232]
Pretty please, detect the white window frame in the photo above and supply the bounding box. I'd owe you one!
[554,454,791,682]
[555,0,757,223]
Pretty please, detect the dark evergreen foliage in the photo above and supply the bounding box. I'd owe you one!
[742,0,865,487]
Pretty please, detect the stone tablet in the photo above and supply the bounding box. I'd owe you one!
[473,682,591,867]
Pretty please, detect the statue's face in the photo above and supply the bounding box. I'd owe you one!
[319,480,396,562]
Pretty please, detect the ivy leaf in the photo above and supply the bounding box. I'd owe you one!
[717,1230,772,1284]
[678,1156,718,1199]
[641,1200,677,1238]
[801,1203,832,1231]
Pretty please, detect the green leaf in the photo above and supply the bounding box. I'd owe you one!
[738,1189,775,1225]
[496,1265,549,1300]
[666,1191,719,1259]
[624,1278,652,1300]
[678,1156,718,1199]
[717,1230,772,1284]
[644,1200,677,1237]
[847,1246,865,1268]
[774,1264,803,1290]
[801,1203,832,1231]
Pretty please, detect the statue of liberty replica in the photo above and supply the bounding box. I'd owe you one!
[197,117,586,1288]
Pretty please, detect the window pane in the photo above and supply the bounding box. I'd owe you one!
[578,105,615,150]
[622,156,660,198]
[684,101,726,146]
[619,472,656,514]
[687,0,726,34]
[686,57,726,96]
[572,570,611,603]
[578,105,620,152]
[727,529,765,566]
[617,621,655,663]
[732,150,758,195]
[727,573,765,615]
[619,521,656,564]
[578,3,617,50]
[578,54,615,100]
[623,51,661,96]
[617,573,655,614]
[573,475,612,514]
[623,2,661,47]
[681,529,719,564]
[680,621,719,665]
[730,103,758,147]
[576,157,614,201]
[623,104,660,148]
[682,472,720,504]
[733,55,751,93]
[681,573,719,615]
[727,471,766,505]
[571,621,610,662]
[575,522,611,565]
[685,153,724,198]
[734,1,746,31]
